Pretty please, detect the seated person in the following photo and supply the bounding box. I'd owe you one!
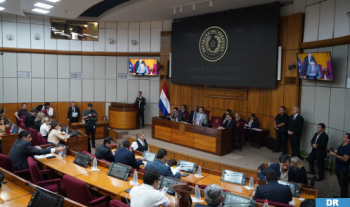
[114,140,144,170]
[131,132,149,152]
[171,107,182,122]
[235,112,244,122]
[40,117,50,138]
[95,137,115,163]
[189,106,199,122]
[300,199,315,207]
[166,159,177,167]
[47,121,69,145]
[194,184,224,207]
[42,102,54,118]
[180,105,189,114]
[306,61,321,80]
[136,59,149,75]
[14,103,28,122]
[145,149,181,179]
[130,169,175,207]
[218,113,238,149]
[253,169,292,204]
[193,107,208,126]
[291,156,308,185]
[244,113,259,135]
[222,109,231,124]
[34,112,43,132]
[258,154,296,183]
[25,108,38,129]
[8,131,65,170]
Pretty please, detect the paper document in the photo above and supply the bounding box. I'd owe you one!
[252,128,262,131]
[72,112,78,117]
[34,154,53,159]
[243,186,255,190]
[191,197,204,203]
[194,174,204,178]
[171,167,179,175]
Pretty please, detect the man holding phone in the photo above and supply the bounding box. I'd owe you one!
[135,91,146,128]
[82,103,98,151]
[329,133,350,198]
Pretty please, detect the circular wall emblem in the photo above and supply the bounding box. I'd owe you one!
[199,26,228,62]
[179,124,185,132]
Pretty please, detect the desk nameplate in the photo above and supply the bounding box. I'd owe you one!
[203,88,247,99]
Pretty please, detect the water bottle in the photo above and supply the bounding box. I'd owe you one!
[66,126,69,134]
[263,199,269,207]
[249,175,254,188]
[198,165,202,176]
[58,151,63,157]
[255,182,259,192]
[176,117,178,122]
[268,160,271,167]
[133,169,138,183]
[195,184,201,200]
[92,158,97,169]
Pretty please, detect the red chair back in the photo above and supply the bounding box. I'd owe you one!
[22,114,26,124]
[27,157,44,184]
[62,175,93,206]
[0,153,17,172]
[110,200,129,207]
[82,151,96,158]
[29,128,38,146]
[211,116,223,128]
[37,132,46,145]
[236,121,245,140]
[182,113,190,121]
[204,110,210,121]
[255,199,293,207]
[19,121,27,130]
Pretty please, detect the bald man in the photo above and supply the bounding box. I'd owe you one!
[287,107,304,157]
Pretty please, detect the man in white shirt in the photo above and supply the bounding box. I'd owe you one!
[130,169,175,207]
[42,102,54,118]
[131,132,149,152]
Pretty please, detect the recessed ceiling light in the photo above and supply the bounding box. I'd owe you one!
[32,8,50,14]
[0,7,4,11]
[0,0,6,3]
[34,3,53,9]
[46,0,60,2]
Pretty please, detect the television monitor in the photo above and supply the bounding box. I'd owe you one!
[221,169,246,186]
[73,152,91,168]
[223,192,256,207]
[156,175,180,196]
[27,187,64,207]
[177,160,197,174]
[107,163,131,181]
[129,59,158,76]
[278,180,300,197]
[296,52,334,81]
[142,151,156,162]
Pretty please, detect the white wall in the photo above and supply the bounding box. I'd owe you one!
[0,13,172,125]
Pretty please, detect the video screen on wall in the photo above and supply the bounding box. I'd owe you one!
[171,3,280,88]
[129,59,158,76]
[296,52,334,82]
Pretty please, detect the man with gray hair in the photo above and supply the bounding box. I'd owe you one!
[287,106,304,157]
[194,184,224,207]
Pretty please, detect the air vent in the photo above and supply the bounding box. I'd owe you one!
[285,77,297,85]
[70,73,82,79]
[117,74,128,80]
[18,71,31,78]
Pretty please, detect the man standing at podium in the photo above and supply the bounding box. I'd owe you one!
[135,91,146,128]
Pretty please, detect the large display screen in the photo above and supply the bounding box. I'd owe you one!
[129,59,158,76]
[296,52,334,81]
[171,3,279,88]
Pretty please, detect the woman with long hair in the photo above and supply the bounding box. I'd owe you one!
[47,121,69,144]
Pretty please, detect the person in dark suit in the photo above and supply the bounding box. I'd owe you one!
[171,107,182,122]
[189,106,199,123]
[307,123,328,181]
[135,91,146,128]
[180,105,188,114]
[95,137,115,163]
[288,106,304,157]
[194,184,224,207]
[253,169,292,204]
[25,108,38,129]
[300,199,315,207]
[145,149,181,179]
[134,59,146,74]
[291,156,308,185]
[273,106,289,154]
[244,113,259,135]
[8,131,65,170]
[114,140,144,170]
[218,113,238,149]
[303,53,317,77]
[67,101,80,126]
[221,109,231,124]
[258,154,297,183]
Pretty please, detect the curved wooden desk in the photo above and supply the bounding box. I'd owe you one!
[109,102,139,130]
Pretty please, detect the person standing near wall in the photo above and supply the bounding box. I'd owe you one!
[287,106,304,157]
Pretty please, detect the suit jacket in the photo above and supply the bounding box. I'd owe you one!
[287,114,304,136]
[180,110,188,114]
[95,145,115,163]
[222,119,237,141]
[135,97,146,111]
[134,61,145,73]
[253,180,293,204]
[67,106,80,122]
[194,204,216,207]
[194,113,208,125]
[304,56,317,74]
[306,65,321,79]
[310,132,329,158]
[34,120,41,132]
[257,163,297,184]
[114,148,142,170]
[295,166,308,185]
[247,118,259,129]
[189,110,198,121]
[25,113,35,129]
[145,159,181,179]
[8,139,51,170]
[171,112,182,121]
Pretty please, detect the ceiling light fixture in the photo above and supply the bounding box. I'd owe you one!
[209,0,212,8]
[0,0,6,3]
[34,2,53,9]
[85,25,88,27]
[180,6,182,13]
[193,4,195,11]
[32,8,50,14]
[46,0,60,2]
[173,8,176,14]
[0,7,4,11]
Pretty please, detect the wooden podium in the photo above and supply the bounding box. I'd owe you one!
[109,102,139,129]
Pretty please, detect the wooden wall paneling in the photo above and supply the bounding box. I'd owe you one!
[213,98,225,110]
[238,112,249,122]
[75,102,84,122]
[283,85,299,116]
[284,49,301,79]
[213,109,225,118]
[205,108,213,121]
[167,151,175,159]
[49,102,59,122]
[160,32,171,56]
[270,85,285,116]
[4,103,20,122]
[160,56,169,76]
[188,157,204,167]
[57,102,71,125]
[17,103,32,112]
[279,16,287,49]
[203,162,220,171]
[203,97,214,109]
[236,99,247,112]
[180,85,192,108]
[175,154,189,161]
[269,116,276,138]
[247,88,260,114]
[191,85,203,107]
[286,13,304,50]
[258,115,270,131]
[170,83,181,106]
[259,88,272,116]
[225,99,236,111]
[220,165,239,172]
[93,102,106,122]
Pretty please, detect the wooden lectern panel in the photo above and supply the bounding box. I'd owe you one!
[109,102,139,129]
[155,125,171,141]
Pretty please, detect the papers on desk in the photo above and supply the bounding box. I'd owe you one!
[252,128,263,131]
[298,198,305,201]
[191,197,204,203]
[171,167,179,175]
[245,124,251,128]
[243,186,255,190]
[34,154,54,159]
[194,174,204,178]
[91,167,100,171]
[289,199,295,206]
[129,180,140,186]
[142,161,147,167]
[65,134,70,139]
